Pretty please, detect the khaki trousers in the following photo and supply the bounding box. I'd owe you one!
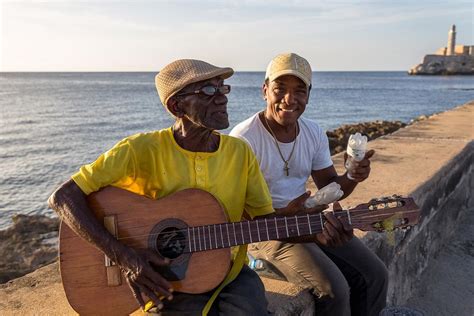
[249,237,388,316]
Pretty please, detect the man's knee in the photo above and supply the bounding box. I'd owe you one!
[367,257,389,292]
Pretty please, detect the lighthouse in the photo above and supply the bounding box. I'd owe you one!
[447,24,456,56]
[409,24,473,75]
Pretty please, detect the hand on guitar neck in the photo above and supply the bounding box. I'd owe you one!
[274,192,353,248]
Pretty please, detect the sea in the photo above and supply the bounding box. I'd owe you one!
[0,72,473,229]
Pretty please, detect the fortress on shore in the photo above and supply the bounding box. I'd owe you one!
[409,25,473,75]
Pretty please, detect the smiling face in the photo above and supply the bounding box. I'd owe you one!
[263,75,310,128]
[170,76,229,130]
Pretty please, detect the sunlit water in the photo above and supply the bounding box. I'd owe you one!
[0,72,472,228]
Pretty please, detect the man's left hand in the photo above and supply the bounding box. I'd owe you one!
[315,208,353,247]
[345,149,375,182]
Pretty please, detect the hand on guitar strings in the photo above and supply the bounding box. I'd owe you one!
[116,246,174,311]
[315,202,354,247]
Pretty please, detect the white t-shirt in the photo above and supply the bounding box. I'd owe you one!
[230,113,333,209]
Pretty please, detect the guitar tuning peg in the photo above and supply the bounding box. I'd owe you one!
[369,204,378,211]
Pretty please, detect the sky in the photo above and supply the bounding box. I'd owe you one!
[0,0,472,71]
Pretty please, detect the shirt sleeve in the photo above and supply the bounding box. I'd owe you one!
[312,127,333,171]
[71,139,136,195]
[243,148,275,219]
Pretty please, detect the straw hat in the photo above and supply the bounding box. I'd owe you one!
[265,53,312,87]
[155,59,234,107]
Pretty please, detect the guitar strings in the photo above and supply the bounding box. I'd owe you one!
[110,207,411,247]
[113,217,383,254]
[118,220,366,253]
[114,208,400,243]
[114,211,353,241]
[117,207,414,246]
[113,214,365,246]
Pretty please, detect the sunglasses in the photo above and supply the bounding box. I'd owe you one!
[177,84,231,97]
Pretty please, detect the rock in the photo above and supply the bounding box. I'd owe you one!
[0,214,59,284]
[326,120,407,155]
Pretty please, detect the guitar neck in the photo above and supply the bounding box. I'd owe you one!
[185,211,350,253]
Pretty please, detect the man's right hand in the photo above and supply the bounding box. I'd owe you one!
[115,246,174,311]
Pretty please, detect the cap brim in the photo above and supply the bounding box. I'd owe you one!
[267,69,311,87]
[181,67,234,89]
[162,67,234,106]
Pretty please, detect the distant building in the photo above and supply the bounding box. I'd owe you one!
[409,25,473,75]
[434,25,473,57]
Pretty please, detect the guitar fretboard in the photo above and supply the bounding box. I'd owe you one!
[185,212,349,253]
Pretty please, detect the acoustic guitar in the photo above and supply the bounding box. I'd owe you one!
[59,187,420,315]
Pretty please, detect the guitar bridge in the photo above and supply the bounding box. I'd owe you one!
[104,256,116,267]
[104,215,121,286]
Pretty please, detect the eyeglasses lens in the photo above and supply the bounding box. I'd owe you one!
[201,86,218,96]
[201,85,231,96]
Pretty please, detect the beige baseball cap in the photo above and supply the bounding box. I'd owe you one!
[155,59,234,106]
[265,53,312,87]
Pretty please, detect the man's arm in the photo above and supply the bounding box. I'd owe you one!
[49,179,173,310]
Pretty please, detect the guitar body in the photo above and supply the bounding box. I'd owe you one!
[59,187,231,315]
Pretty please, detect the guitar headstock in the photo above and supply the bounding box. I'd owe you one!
[349,195,420,232]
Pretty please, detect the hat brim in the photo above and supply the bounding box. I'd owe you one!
[162,67,234,106]
[267,69,311,87]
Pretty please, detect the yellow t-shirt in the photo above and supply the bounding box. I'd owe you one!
[71,127,274,313]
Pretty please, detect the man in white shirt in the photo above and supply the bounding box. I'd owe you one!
[230,53,388,316]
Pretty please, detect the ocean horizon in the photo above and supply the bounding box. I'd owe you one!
[1,71,473,229]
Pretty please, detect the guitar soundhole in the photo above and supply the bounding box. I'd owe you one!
[155,227,186,259]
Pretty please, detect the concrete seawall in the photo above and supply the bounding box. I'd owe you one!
[1,102,473,315]
[385,138,472,306]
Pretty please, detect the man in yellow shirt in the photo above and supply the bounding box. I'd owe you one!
[49,59,278,315]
